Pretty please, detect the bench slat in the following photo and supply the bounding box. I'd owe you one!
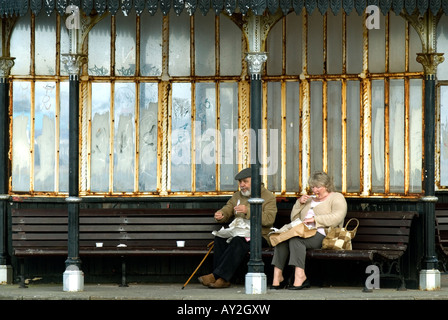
[348,219,412,227]
[13,225,67,232]
[11,209,67,217]
[307,249,375,261]
[79,225,218,232]
[79,217,216,224]
[353,234,410,243]
[352,243,407,251]
[12,217,67,224]
[13,241,67,247]
[356,227,410,236]
[14,232,215,241]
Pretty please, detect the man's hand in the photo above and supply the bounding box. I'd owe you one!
[234,204,248,214]
[214,210,224,221]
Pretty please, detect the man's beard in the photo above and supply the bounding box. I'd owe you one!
[241,189,251,197]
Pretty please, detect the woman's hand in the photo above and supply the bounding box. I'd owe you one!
[299,195,313,204]
[303,217,315,225]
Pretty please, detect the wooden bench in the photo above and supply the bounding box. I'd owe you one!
[11,206,418,289]
[435,205,448,271]
[11,207,222,287]
[272,209,418,290]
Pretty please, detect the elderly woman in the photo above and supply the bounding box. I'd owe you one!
[270,171,347,290]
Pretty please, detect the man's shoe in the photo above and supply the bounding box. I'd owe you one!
[208,278,231,288]
[198,273,216,286]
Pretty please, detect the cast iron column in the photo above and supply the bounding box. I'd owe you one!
[417,50,444,290]
[422,71,438,269]
[0,57,14,284]
[61,53,86,291]
[245,52,267,294]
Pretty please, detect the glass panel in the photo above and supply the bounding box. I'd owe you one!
[169,12,190,76]
[310,81,323,174]
[346,81,360,192]
[34,82,56,191]
[286,13,302,75]
[139,83,159,191]
[267,82,281,192]
[140,11,162,76]
[35,14,56,75]
[409,79,422,192]
[113,83,135,192]
[346,12,363,74]
[267,19,282,75]
[115,12,136,76]
[286,82,300,191]
[195,14,215,76]
[220,16,241,76]
[327,81,342,190]
[389,14,406,73]
[219,82,239,191]
[437,15,448,80]
[171,83,191,191]
[88,17,111,76]
[10,13,31,76]
[368,14,386,73]
[90,83,111,192]
[389,79,405,192]
[59,82,69,193]
[372,80,385,192]
[441,85,448,186]
[308,11,323,75]
[12,82,31,191]
[195,83,216,191]
[327,13,342,74]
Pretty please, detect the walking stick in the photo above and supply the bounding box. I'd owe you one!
[181,241,214,289]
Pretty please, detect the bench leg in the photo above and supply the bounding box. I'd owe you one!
[18,258,27,289]
[119,256,128,287]
[375,260,407,291]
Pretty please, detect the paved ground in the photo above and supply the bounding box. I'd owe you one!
[1,273,447,320]
[1,272,447,301]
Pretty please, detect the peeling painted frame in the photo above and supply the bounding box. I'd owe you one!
[7,9,428,198]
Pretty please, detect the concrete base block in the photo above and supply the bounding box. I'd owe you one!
[419,269,441,291]
[0,265,13,284]
[63,268,84,292]
[245,272,267,294]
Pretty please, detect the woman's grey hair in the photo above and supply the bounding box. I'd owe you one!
[308,171,335,192]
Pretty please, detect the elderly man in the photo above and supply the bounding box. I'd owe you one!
[198,167,277,288]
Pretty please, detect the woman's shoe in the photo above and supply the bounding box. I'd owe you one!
[288,279,311,290]
[269,280,287,290]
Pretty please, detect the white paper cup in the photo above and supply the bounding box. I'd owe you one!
[96,242,103,247]
[176,241,185,247]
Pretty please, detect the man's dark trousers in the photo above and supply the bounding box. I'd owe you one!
[212,236,267,282]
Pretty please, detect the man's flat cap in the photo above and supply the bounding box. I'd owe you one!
[235,168,251,180]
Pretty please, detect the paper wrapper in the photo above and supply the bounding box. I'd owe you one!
[268,219,317,247]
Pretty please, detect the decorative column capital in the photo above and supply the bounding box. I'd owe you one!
[416,52,445,78]
[245,52,267,80]
[0,57,15,80]
[61,54,87,79]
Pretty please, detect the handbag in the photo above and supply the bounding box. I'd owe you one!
[321,218,359,250]
[269,221,317,247]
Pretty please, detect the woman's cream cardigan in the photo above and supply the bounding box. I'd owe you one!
[290,192,348,230]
